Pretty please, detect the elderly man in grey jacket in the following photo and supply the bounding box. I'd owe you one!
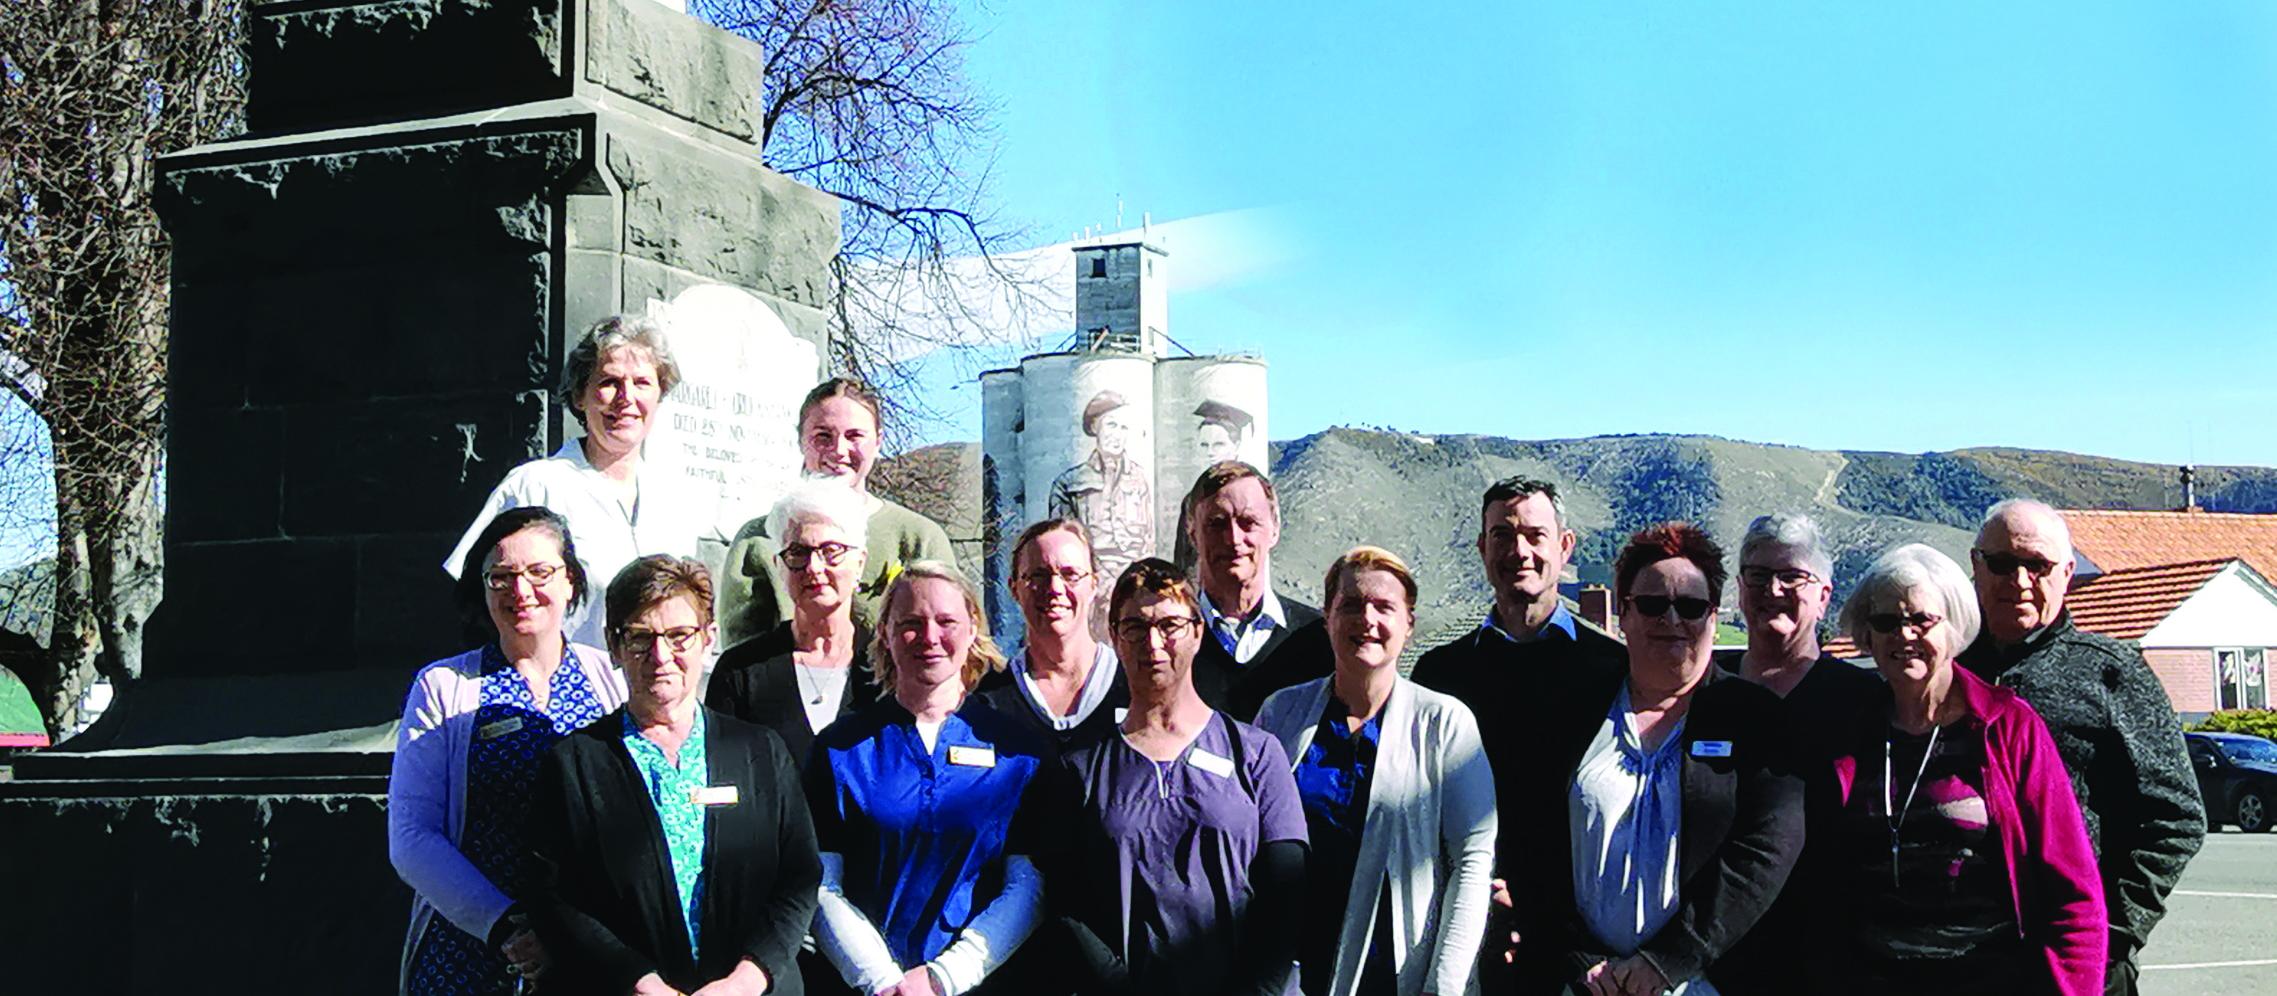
[1958,499,2205,996]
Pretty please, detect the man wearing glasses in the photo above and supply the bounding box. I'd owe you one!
[1410,476,1626,994]
[1958,499,2204,996]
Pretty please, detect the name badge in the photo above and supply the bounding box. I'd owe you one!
[689,785,740,807]
[947,746,996,769]
[1188,748,1237,779]
[476,717,524,740]
[1689,740,1733,758]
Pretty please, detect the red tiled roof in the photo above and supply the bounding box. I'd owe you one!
[2062,558,2232,642]
[2061,510,2277,584]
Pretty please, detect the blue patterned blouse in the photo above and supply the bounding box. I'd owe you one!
[622,710,711,959]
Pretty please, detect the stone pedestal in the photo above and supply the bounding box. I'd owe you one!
[0,2,837,991]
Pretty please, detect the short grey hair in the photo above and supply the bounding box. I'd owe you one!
[1978,498,2075,565]
[768,479,872,551]
[562,314,681,413]
[1840,543,1982,658]
[1739,513,1834,580]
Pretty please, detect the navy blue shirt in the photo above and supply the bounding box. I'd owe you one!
[804,694,1050,966]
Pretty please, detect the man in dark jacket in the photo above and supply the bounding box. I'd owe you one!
[1959,499,2205,996]
[1180,460,1331,721]
[1411,477,1626,994]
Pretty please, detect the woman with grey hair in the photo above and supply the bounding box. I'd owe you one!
[446,314,698,650]
[1711,514,1890,993]
[707,479,878,766]
[1801,544,2105,995]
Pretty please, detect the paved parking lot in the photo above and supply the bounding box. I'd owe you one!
[2141,830,2277,996]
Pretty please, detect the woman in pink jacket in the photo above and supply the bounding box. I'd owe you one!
[390,506,630,994]
[1811,543,2104,996]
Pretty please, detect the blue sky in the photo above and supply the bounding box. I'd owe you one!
[902,1,2277,466]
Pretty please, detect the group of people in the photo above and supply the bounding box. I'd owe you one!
[389,316,2208,996]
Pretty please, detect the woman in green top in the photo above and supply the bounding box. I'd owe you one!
[719,378,957,647]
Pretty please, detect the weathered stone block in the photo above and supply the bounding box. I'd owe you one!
[358,531,467,668]
[280,393,548,537]
[250,0,568,133]
[166,408,285,543]
[584,0,763,141]
[0,792,402,995]
[607,134,838,306]
[244,252,552,407]
[147,538,359,677]
[167,275,253,410]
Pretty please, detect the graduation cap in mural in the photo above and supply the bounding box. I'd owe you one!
[0,664,50,749]
[1193,399,1254,435]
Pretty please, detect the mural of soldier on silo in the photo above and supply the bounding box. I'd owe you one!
[1048,389,1155,624]
[1192,399,1255,466]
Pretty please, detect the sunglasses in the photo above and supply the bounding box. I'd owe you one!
[1865,611,1942,634]
[1626,594,1714,621]
[1972,548,2060,579]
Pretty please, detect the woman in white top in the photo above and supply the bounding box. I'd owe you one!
[1255,546,1497,996]
[446,315,697,650]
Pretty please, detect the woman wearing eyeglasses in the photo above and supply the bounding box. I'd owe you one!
[806,562,1051,996]
[1807,544,2103,996]
[1047,558,1308,996]
[976,518,1128,748]
[526,555,824,996]
[1518,522,1804,996]
[709,481,879,767]
[1711,514,1889,994]
[392,506,629,994]
[1253,546,1495,996]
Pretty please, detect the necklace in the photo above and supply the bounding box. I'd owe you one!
[795,662,847,706]
[1884,724,1941,887]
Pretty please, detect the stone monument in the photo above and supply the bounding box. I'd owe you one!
[0,1,839,991]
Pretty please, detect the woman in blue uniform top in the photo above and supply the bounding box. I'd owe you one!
[526,555,822,996]
[806,561,1051,996]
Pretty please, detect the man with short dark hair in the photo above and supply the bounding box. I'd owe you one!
[1411,476,1626,993]
[1179,461,1330,721]
[1958,499,2204,996]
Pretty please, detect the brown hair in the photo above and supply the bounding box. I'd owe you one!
[869,561,1007,692]
[799,377,884,433]
[1181,460,1278,521]
[1322,545,1419,616]
[604,554,716,644]
[1108,557,1202,624]
[1612,522,1729,606]
[1011,517,1099,577]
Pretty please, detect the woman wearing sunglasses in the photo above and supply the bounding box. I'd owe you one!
[709,481,878,767]
[1810,544,2103,996]
[1526,522,1804,996]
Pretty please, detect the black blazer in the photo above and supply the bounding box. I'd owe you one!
[528,707,823,996]
[1188,596,1331,722]
[707,622,879,767]
[1522,670,1806,992]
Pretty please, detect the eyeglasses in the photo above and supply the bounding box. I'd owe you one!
[1113,616,1199,643]
[1972,548,2060,580]
[1739,567,1819,591]
[485,562,565,591]
[781,541,854,570]
[1626,594,1714,621]
[1865,611,1943,635]
[1019,567,1094,590]
[616,626,704,655]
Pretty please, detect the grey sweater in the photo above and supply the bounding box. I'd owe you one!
[1959,612,2206,956]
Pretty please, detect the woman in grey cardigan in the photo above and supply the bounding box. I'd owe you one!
[1256,546,1498,996]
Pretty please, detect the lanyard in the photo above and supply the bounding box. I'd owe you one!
[1883,725,1941,888]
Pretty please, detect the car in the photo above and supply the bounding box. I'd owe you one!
[2185,731,2277,833]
